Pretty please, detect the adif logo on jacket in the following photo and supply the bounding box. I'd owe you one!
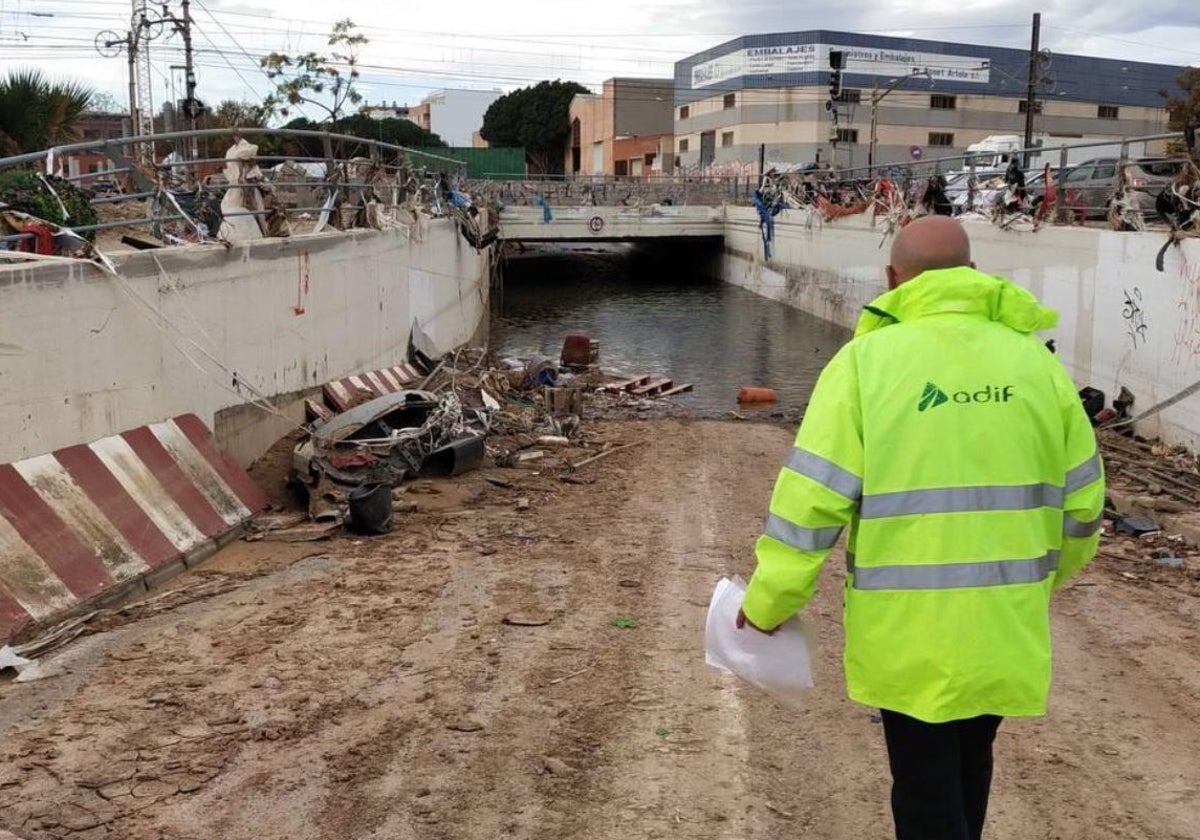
[919,382,1014,412]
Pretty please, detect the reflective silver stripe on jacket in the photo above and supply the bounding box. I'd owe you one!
[1065,452,1103,494]
[845,552,1059,591]
[764,513,842,552]
[860,483,1063,519]
[786,447,863,501]
[1063,512,1103,538]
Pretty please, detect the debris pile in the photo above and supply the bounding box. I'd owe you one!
[262,343,694,536]
[1096,430,1200,593]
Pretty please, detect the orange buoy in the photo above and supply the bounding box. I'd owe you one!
[737,386,778,404]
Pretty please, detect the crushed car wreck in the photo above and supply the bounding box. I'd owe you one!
[292,389,488,517]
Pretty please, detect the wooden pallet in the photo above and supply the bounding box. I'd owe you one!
[601,374,651,393]
[659,383,694,398]
[631,378,673,397]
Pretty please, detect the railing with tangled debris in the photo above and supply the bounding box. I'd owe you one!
[750,130,1199,234]
[0,126,497,256]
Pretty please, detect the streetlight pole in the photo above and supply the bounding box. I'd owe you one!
[868,71,926,176]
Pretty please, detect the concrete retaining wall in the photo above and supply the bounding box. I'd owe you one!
[723,206,1200,448]
[0,221,490,466]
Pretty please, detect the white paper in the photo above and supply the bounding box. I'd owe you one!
[704,575,814,707]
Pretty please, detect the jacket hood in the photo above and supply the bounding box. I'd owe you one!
[854,266,1059,337]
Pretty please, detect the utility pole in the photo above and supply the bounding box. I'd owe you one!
[132,1,154,145]
[1023,12,1041,167]
[179,0,199,163]
[180,0,197,133]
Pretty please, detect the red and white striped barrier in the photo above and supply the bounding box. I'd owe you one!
[0,414,267,639]
[322,363,425,413]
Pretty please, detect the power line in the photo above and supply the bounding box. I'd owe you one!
[189,18,269,103]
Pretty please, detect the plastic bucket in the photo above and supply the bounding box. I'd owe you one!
[346,483,394,535]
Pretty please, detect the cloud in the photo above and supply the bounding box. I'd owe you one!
[0,0,1195,118]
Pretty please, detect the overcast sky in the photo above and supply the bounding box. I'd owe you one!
[1,0,1197,117]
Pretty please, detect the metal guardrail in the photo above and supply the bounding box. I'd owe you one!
[754,130,1198,226]
[0,126,468,173]
[0,127,1194,248]
[0,126,487,250]
[833,131,1185,180]
[466,174,748,208]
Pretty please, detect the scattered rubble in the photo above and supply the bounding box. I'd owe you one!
[1096,429,1200,594]
[256,343,695,535]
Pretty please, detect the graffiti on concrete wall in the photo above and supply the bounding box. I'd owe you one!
[1122,286,1148,348]
[683,160,760,180]
[1171,253,1200,368]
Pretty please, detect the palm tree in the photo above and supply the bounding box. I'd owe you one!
[0,69,94,156]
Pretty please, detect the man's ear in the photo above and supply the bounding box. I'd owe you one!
[970,261,977,269]
[886,265,899,289]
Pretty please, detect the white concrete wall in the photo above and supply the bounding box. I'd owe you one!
[500,205,724,241]
[724,206,1200,448]
[0,221,489,465]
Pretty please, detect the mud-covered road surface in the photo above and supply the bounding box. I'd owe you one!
[1,420,1198,839]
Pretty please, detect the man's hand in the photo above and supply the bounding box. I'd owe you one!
[735,607,776,636]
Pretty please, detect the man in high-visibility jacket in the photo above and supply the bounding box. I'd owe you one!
[738,216,1104,840]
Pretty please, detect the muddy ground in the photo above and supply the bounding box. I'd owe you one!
[1,419,1199,839]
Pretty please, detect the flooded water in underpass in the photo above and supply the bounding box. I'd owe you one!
[491,243,851,415]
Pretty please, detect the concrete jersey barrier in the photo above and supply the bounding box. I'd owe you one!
[0,414,267,640]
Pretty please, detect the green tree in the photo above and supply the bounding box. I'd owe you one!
[480,79,590,174]
[272,115,445,160]
[1164,66,1200,157]
[205,100,269,129]
[0,69,94,155]
[261,19,367,123]
[335,114,447,148]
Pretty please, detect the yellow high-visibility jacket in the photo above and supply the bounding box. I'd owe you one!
[741,266,1105,723]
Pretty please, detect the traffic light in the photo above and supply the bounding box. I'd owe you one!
[829,50,844,100]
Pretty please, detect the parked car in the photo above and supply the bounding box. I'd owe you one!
[1057,157,1186,219]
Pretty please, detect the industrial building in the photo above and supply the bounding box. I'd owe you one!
[671,30,1185,174]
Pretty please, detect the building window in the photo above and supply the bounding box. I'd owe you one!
[928,132,955,147]
[930,95,957,110]
[836,89,862,104]
[644,152,655,166]
[615,160,629,178]
[679,138,689,153]
[723,92,736,109]
[1018,100,1043,115]
[679,105,690,119]
[835,128,859,144]
[1098,105,1119,120]
[721,131,734,148]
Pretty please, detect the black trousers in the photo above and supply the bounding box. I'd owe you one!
[880,709,1003,840]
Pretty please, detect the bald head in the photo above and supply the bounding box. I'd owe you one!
[887,216,973,289]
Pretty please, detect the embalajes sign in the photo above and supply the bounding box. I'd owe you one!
[690,42,990,88]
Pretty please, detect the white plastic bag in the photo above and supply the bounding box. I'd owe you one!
[704,575,814,707]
